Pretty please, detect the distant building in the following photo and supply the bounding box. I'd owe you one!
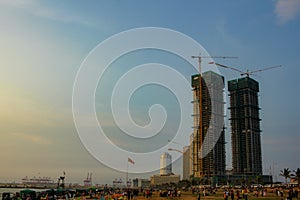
[228,77,262,175]
[150,174,180,186]
[189,134,194,178]
[182,145,191,180]
[150,152,180,185]
[160,152,172,175]
[112,178,124,187]
[191,71,226,181]
[132,178,150,188]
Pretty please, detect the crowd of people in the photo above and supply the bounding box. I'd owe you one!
[2,185,300,200]
[191,185,300,200]
[158,189,181,198]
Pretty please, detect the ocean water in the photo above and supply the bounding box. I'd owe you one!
[0,188,45,196]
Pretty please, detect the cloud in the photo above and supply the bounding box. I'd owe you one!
[10,132,52,145]
[0,0,35,7]
[0,0,94,27]
[275,0,300,24]
[32,6,94,27]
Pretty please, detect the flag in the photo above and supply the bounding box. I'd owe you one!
[128,157,135,165]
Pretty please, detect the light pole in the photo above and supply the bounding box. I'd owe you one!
[168,147,194,181]
[168,148,184,154]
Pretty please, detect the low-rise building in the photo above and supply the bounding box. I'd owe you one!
[132,178,150,188]
[150,174,180,186]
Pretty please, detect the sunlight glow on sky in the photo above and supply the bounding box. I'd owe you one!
[0,0,299,184]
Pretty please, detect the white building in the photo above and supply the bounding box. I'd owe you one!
[160,152,172,175]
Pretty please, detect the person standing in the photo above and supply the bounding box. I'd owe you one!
[223,190,228,200]
[287,189,293,200]
[244,188,248,200]
[127,190,131,200]
[197,191,201,200]
[177,190,181,198]
[236,190,240,200]
[295,188,299,199]
[230,189,234,200]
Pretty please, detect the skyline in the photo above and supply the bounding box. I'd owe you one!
[0,0,300,184]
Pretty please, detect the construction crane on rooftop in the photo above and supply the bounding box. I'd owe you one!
[209,62,282,77]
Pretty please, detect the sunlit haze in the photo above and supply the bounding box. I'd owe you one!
[0,0,299,185]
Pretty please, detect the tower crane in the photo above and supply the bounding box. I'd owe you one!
[209,62,282,77]
[209,62,282,177]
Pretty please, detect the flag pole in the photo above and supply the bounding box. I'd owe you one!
[127,157,134,188]
[126,158,129,188]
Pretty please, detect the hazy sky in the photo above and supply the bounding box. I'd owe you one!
[0,0,299,185]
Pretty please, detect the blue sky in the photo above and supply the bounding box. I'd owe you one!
[0,0,299,184]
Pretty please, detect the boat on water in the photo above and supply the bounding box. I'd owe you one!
[21,176,54,185]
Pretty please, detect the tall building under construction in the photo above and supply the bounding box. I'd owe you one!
[191,71,226,180]
[228,77,262,175]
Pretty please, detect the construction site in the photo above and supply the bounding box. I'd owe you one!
[185,59,281,185]
[191,71,226,181]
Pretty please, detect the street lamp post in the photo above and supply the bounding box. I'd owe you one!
[168,148,194,180]
[168,148,184,154]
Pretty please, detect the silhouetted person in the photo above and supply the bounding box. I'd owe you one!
[230,190,234,200]
[295,189,298,198]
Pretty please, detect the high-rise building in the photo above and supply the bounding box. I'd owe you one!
[191,71,226,180]
[228,77,262,175]
[160,152,172,175]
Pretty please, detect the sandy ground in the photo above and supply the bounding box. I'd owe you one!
[136,191,289,200]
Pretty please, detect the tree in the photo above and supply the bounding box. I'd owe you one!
[256,175,261,184]
[280,168,291,184]
[191,177,200,186]
[292,168,300,185]
[178,179,191,189]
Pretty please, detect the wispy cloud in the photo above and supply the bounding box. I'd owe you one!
[0,0,94,27]
[275,0,300,24]
[33,8,93,27]
[0,0,34,7]
[10,132,52,145]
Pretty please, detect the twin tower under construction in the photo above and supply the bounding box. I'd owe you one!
[187,71,263,183]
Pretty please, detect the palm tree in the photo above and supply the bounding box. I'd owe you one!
[292,168,300,185]
[280,168,291,184]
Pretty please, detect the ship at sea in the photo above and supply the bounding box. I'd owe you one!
[21,176,56,188]
[83,173,92,187]
[21,176,54,184]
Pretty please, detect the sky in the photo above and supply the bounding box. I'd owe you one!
[0,0,300,185]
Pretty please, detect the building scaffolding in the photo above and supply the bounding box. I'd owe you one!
[228,77,262,175]
[191,71,226,180]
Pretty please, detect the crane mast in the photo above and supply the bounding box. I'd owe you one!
[191,55,236,180]
[209,62,282,77]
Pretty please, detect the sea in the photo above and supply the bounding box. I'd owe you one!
[0,188,45,196]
